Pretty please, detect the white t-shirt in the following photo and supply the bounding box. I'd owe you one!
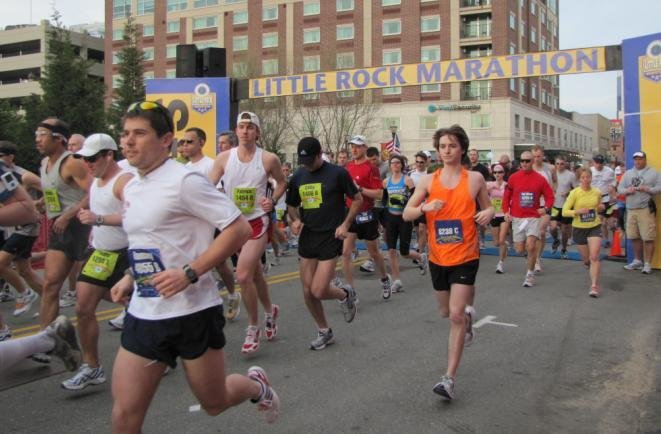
[409,169,428,187]
[185,155,215,179]
[123,159,242,320]
[117,158,138,175]
[591,166,615,202]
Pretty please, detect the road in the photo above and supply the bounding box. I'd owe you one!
[0,250,659,433]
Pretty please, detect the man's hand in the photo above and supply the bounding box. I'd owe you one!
[110,274,133,305]
[291,219,302,236]
[423,199,445,212]
[260,197,275,213]
[77,209,97,226]
[52,214,72,234]
[335,222,349,240]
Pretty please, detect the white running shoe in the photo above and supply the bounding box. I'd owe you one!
[534,261,542,274]
[522,272,535,288]
[391,279,403,293]
[247,366,280,423]
[360,259,375,273]
[108,310,126,330]
[642,263,652,275]
[59,290,77,308]
[61,364,106,390]
[14,288,38,316]
[496,261,504,274]
[623,259,643,270]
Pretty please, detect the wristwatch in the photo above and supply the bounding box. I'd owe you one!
[358,186,364,193]
[95,215,104,226]
[182,264,199,284]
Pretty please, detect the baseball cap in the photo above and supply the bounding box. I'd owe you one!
[614,166,622,175]
[348,135,367,146]
[0,141,17,155]
[237,111,260,130]
[74,133,118,157]
[592,154,605,164]
[633,151,646,158]
[297,137,321,165]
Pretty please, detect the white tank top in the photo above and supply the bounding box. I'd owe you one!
[222,147,268,220]
[90,171,129,251]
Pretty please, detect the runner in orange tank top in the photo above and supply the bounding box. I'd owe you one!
[404,124,494,401]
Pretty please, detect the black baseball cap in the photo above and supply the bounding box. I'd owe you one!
[0,141,17,155]
[297,137,321,165]
[593,154,605,164]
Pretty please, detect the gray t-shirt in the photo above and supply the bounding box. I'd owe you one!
[617,166,661,209]
[553,170,578,208]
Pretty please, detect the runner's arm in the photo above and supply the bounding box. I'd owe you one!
[403,174,430,221]
[208,152,227,186]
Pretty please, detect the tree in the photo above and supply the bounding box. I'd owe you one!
[107,15,145,136]
[36,11,106,135]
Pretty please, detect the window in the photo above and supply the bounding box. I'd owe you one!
[514,114,520,129]
[194,0,218,7]
[383,87,401,95]
[232,62,247,77]
[420,116,438,130]
[137,0,154,15]
[112,53,120,64]
[233,10,248,25]
[541,90,547,105]
[263,5,278,21]
[337,24,354,40]
[166,69,176,78]
[304,2,320,15]
[262,59,279,75]
[509,12,516,30]
[421,46,440,62]
[540,11,546,27]
[421,84,440,93]
[530,1,536,15]
[112,75,121,88]
[233,35,248,51]
[338,91,355,98]
[262,33,278,48]
[303,55,320,72]
[336,52,355,69]
[144,71,154,85]
[540,36,546,51]
[336,0,354,12]
[113,0,131,19]
[509,42,516,54]
[471,114,491,128]
[192,16,218,29]
[382,0,401,6]
[383,19,401,36]
[143,48,154,61]
[510,78,516,92]
[530,28,536,43]
[166,20,180,33]
[383,118,400,131]
[142,25,154,37]
[303,28,321,44]
[167,0,187,12]
[421,15,441,32]
[520,20,525,34]
[383,49,401,65]
[112,29,124,40]
[520,80,526,96]
[166,45,177,58]
[196,41,218,49]
[531,83,537,99]
[304,93,319,101]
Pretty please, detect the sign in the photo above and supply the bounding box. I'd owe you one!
[429,104,481,112]
[146,78,231,157]
[250,47,606,98]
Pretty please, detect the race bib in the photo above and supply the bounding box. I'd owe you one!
[43,188,62,213]
[434,220,464,244]
[551,207,560,218]
[232,187,256,215]
[81,250,119,281]
[128,249,165,298]
[299,183,322,210]
[580,209,596,223]
[491,198,502,213]
[520,192,535,208]
[355,210,374,224]
[276,209,285,220]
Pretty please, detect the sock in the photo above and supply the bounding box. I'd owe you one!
[0,330,54,371]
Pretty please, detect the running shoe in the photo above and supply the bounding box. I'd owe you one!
[534,261,543,274]
[242,326,261,354]
[588,288,599,298]
[13,288,38,317]
[108,310,126,330]
[522,272,535,288]
[624,259,643,271]
[419,253,429,275]
[496,261,504,274]
[381,275,392,300]
[642,263,653,275]
[59,290,77,308]
[46,315,81,371]
[225,292,241,321]
[360,259,375,273]
[432,375,455,400]
[310,328,335,350]
[464,306,475,348]
[264,305,279,341]
[0,282,14,302]
[0,324,11,341]
[247,366,280,423]
[270,256,280,267]
[391,279,403,293]
[560,249,568,260]
[215,279,226,292]
[551,238,560,253]
[29,352,51,364]
[61,363,106,390]
[339,285,357,323]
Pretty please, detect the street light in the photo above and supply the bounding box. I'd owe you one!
[390,124,398,140]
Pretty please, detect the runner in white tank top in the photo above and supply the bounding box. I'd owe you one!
[531,146,556,273]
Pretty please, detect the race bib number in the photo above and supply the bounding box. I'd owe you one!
[580,209,596,223]
[520,192,535,208]
[551,208,560,218]
[128,249,165,298]
[299,183,322,210]
[355,210,374,224]
[81,250,119,281]
[43,188,62,213]
[232,187,256,215]
[276,209,285,220]
[434,220,464,244]
[491,198,502,213]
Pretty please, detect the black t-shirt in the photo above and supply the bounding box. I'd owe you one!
[471,162,491,181]
[286,161,358,232]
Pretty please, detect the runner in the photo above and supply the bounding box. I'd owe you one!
[487,164,509,273]
[549,156,578,259]
[286,137,359,350]
[531,145,555,273]
[59,134,133,391]
[409,151,431,272]
[209,111,287,354]
[110,101,279,432]
[590,155,617,246]
[403,124,494,400]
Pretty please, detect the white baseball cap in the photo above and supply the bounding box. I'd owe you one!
[237,111,260,129]
[74,133,117,157]
[349,135,367,146]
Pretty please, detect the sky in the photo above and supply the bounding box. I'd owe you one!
[1,1,660,119]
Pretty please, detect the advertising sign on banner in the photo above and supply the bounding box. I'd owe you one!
[146,78,231,157]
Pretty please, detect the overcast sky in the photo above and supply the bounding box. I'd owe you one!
[2,1,659,119]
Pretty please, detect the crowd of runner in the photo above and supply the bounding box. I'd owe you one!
[0,102,658,431]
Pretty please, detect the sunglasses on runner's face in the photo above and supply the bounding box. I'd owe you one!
[83,152,107,163]
[493,171,504,174]
[126,101,174,133]
[182,139,195,144]
[416,160,425,164]
[520,159,531,163]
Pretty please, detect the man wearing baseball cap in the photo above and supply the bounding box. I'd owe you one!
[618,151,660,274]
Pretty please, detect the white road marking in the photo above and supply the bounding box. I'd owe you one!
[189,404,201,412]
[473,315,518,329]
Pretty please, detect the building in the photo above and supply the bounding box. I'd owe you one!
[0,20,105,106]
[106,0,596,163]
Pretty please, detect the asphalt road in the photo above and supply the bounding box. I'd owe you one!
[0,250,659,434]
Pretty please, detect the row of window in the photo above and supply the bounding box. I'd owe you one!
[508,78,558,108]
[515,114,589,150]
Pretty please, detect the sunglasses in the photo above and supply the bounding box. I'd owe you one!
[182,139,195,144]
[415,160,425,164]
[82,151,108,163]
[127,101,174,133]
[555,162,564,165]
[493,171,504,174]
[520,159,531,163]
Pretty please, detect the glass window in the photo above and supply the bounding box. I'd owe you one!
[113,0,131,19]
[515,114,520,129]
[382,0,401,6]
[339,90,356,98]
[540,11,546,27]
[192,16,218,29]
[262,59,279,75]
[383,87,401,95]
[143,47,154,61]
[112,53,120,64]
[112,29,124,40]
[112,75,121,88]
[262,33,278,48]
[303,55,320,72]
[510,78,516,92]
[382,19,401,36]
[421,84,440,93]
[509,12,516,30]
[137,0,155,16]
[226,0,246,4]
[303,28,321,44]
[383,49,401,65]
[233,11,248,25]
[421,15,441,32]
[530,28,536,43]
[194,0,219,7]
[166,69,176,78]
[421,46,440,62]
[233,35,248,51]
[420,116,437,130]
[143,71,154,85]
[263,5,278,21]
[167,0,187,12]
[303,1,320,15]
[336,0,354,12]
[143,25,154,37]
[166,45,177,58]
[471,114,491,128]
[531,83,537,99]
[337,24,354,40]
[196,41,218,49]
[336,52,355,69]
[520,80,526,96]
[233,62,247,77]
[510,43,516,54]
[530,1,536,15]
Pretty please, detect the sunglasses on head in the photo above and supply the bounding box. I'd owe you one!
[520,159,531,163]
[127,101,174,133]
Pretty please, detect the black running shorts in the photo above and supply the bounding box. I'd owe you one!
[298,227,342,261]
[429,259,480,291]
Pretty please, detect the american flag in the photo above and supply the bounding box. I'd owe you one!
[384,132,401,155]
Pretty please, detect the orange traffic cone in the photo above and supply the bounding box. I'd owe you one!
[610,229,624,257]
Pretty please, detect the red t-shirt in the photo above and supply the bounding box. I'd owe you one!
[346,160,382,212]
[502,169,555,218]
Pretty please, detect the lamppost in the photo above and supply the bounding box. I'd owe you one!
[390,124,398,141]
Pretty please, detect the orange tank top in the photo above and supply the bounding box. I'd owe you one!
[425,169,480,266]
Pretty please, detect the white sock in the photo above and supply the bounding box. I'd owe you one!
[0,330,55,371]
